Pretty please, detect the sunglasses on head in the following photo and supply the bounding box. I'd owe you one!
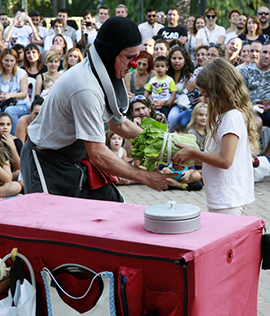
[209,43,221,48]
[147,14,156,18]
[130,95,148,104]
[258,12,269,16]
[206,15,216,19]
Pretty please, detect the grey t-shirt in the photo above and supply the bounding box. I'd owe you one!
[29,46,127,150]
[240,63,270,104]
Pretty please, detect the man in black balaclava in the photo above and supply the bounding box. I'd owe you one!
[21,17,174,201]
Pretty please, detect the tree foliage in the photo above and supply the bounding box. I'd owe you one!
[2,0,269,29]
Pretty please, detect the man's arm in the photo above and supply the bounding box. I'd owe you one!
[178,36,187,46]
[84,141,175,191]
[108,118,142,140]
[25,16,40,41]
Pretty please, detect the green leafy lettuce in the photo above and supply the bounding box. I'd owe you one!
[130,118,199,170]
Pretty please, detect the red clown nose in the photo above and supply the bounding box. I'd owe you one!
[129,57,138,69]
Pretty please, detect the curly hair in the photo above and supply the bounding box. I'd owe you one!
[167,47,194,83]
[196,58,259,155]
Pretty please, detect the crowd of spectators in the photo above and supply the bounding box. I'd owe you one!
[0,4,270,199]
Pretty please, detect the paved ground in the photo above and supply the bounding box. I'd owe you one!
[117,176,270,315]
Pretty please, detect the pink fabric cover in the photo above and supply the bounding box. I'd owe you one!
[0,193,264,316]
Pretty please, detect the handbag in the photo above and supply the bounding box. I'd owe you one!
[41,264,116,316]
[0,98,17,112]
[175,94,191,110]
[0,250,36,316]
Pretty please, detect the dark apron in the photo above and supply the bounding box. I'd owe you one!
[21,138,124,202]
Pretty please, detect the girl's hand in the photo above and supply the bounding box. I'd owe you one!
[128,91,135,101]
[152,100,164,110]
[161,167,173,174]
[0,93,7,102]
[193,96,204,105]
[171,144,195,168]
[180,169,192,182]
[1,93,11,101]
[1,132,15,149]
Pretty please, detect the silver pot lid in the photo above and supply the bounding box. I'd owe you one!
[144,201,200,221]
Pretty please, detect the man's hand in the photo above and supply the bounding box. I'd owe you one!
[133,117,142,126]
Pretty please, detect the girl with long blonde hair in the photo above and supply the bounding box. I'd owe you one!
[62,48,83,72]
[172,58,259,215]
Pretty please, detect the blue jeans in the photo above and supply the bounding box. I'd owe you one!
[4,104,30,135]
[168,106,193,130]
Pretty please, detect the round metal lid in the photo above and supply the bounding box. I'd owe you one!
[144,201,200,221]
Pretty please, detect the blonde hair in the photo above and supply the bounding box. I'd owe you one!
[44,50,61,63]
[196,58,259,155]
[63,48,83,70]
[187,102,208,131]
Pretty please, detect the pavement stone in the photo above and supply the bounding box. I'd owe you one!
[117,176,270,315]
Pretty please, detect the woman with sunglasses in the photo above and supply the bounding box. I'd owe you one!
[124,51,155,101]
[238,16,265,44]
[196,7,226,47]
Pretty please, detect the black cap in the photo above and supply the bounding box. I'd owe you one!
[29,10,40,17]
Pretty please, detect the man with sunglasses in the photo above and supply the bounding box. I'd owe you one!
[257,6,270,41]
[158,6,187,45]
[138,6,163,41]
[196,7,226,47]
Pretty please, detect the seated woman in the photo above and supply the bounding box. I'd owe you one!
[0,112,22,181]
[166,47,194,129]
[0,142,22,199]
[15,95,44,143]
[35,51,61,96]
[0,48,30,135]
[44,18,73,52]
[124,51,156,101]
[23,43,45,79]
[60,47,83,73]
[51,34,72,57]
[238,16,265,44]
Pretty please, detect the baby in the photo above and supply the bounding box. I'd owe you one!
[40,79,54,99]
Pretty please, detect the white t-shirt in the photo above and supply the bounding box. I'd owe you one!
[44,34,73,52]
[202,109,254,209]
[76,28,97,45]
[0,68,30,107]
[28,45,127,150]
[225,31,237,44]
[145,75,177,101]
[138,22,164,41]
[4,25,33,47]
[196,25,226,45]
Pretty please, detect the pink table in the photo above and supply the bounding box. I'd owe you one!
[0,193,265,316]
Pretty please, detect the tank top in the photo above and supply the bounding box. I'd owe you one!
[130,71,152,96]
[41,270,116,316]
